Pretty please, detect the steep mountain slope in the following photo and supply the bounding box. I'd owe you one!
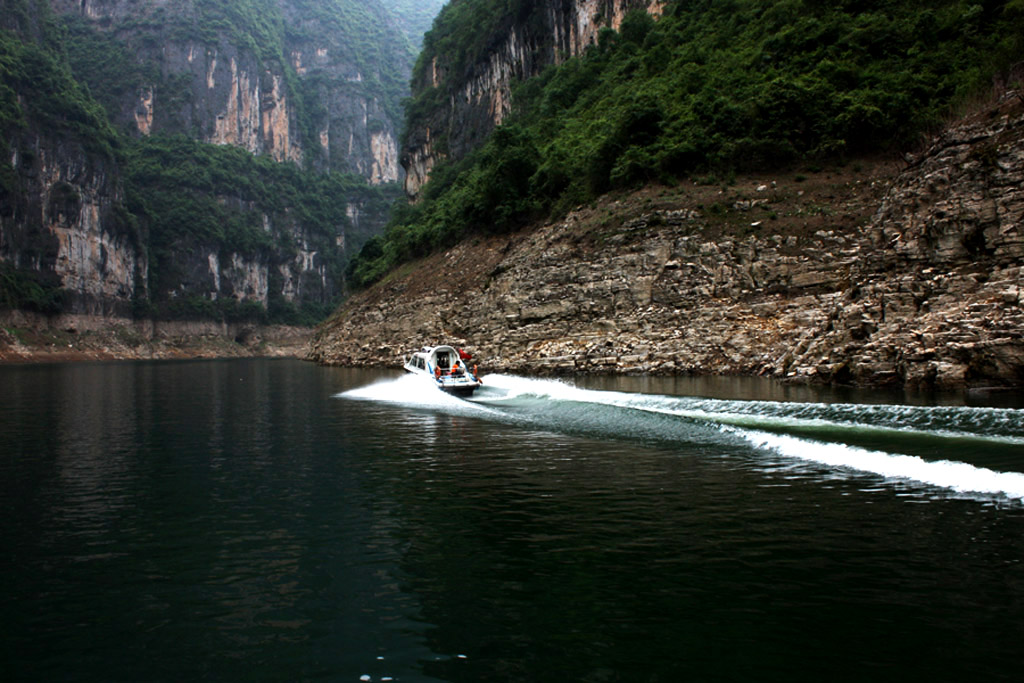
[380,0,449,50]
[402,0,663,197]
[1,0,137,317]
[310,95,1024,389]
[316,0,1024,388]
[1,0,431,331]
[55,0,412,180]
[351,0,1024,287]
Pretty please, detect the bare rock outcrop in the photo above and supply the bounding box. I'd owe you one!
[311,98,1024,389]
[50,0,409,182]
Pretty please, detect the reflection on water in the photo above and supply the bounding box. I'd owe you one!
[577,372,1024,409]
[2,361,1024,682]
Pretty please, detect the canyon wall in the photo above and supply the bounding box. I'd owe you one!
[310,97,1024,389]
[146,185,395,316]
[1,2,143,317]
[2,0,411,327]
[52,0,410,182]
[1,132,144,317]
[403,0,663,197]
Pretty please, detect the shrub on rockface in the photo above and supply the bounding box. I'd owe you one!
[0,263,68,314]
[352,0,1024,286]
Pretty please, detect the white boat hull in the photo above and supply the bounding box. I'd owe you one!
[403,344,482,397]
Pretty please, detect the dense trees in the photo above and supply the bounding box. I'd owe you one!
[0,6,118,160]
[350,0,1024,287]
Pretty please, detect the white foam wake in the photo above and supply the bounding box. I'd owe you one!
[341,373,1024,500]
[337,374,492,414]
[734,427,1024,500]
[472,374,596,402]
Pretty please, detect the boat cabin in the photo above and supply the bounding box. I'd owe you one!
[403,344,480,396]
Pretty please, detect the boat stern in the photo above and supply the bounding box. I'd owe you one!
[437,374,482,397]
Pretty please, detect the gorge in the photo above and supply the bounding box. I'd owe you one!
[1,0,443,358]
[311,0,1024,389]
[3,0,1023,389]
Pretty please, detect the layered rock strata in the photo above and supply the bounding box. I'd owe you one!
[1,131,144,317]
[310,99,1024,389]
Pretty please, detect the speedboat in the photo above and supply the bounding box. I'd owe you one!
[403,345,483,397]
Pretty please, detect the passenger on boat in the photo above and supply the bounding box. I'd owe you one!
[451,360,464,376]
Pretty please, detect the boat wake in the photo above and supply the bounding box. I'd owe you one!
[340,373,494,417]
[340,373,1024,502]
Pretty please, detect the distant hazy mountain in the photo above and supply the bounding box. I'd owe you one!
[379,0,448,49]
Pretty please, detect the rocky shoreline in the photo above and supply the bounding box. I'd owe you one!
[309,98,1024,389]
[0,312,311,363]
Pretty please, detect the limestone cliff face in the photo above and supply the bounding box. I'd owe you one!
[154,195,387,313]
[52,0,408,183]
[2,0,405,325]
[1,133,145,317]
[310,98,1024,389]
[403,0,663,197]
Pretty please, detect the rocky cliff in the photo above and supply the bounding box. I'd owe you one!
[309,96,1024,389]
[403,0,664,197]
[1,1,142,317]
[54,0,412,182]
[1,132,144,317]
[2,0,421,332]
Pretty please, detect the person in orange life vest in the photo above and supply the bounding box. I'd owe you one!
[451,360,464,376]
[434,365,441,380]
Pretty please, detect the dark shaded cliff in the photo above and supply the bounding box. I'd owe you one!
[1,0,140,317]
[2,0,432,331]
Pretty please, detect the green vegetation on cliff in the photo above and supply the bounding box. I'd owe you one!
[2,0,413,324]
[125,135,396,324]
[379,0,449,49]
[352,0,1024,287]
[281,0,414,130]
[0,2,118,160]
[61,0,414,166]
[0,262,67,314]
[413,0,530,85]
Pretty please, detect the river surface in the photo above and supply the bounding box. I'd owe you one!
[3,359,1024,682]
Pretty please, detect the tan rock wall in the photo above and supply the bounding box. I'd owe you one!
[313,101,1024,389]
